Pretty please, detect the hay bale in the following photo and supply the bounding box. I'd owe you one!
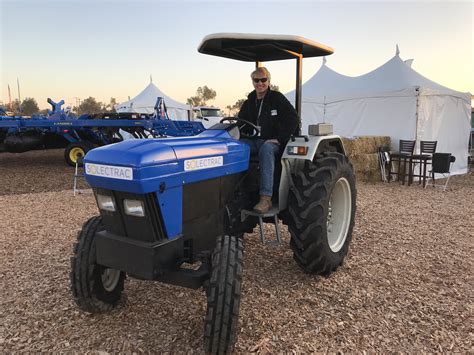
[353,137,378,155]
[342,136,391,157]
[341,138,355,158]
[373,136,391,150]
[355,170,380,184]
[349,152,381,183]
[341,136,391,182]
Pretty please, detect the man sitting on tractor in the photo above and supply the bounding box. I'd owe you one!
[238,67,298,213]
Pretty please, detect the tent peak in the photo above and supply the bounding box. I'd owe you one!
[322,57,327,65]
[404,59,414,67]
[396,44,400,56]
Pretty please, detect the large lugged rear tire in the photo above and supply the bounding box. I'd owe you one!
[70,216,126,313]
[204,235,243,354]
[287,152,356,275]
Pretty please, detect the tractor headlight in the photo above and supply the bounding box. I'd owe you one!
[96,194,116,212]
[124,199,145,217]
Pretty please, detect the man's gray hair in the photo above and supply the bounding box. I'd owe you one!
[251,67,271,81]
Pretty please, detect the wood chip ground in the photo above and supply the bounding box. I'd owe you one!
[0,149,472,352]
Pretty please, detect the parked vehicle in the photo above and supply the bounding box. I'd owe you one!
[193,106,223,128]
[70,33,357,354]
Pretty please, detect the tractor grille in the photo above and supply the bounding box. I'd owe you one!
[94,188,166,243]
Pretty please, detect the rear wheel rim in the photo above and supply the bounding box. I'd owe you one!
[69,147,84,164]
[327,177,352,252]
[101,268,121,292]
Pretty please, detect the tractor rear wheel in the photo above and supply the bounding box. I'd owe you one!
[287,152,356,275]
[70,216,125,313]
[64,141,94,167]
[204,235,243,354]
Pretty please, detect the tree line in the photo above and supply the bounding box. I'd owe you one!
[4,97,118,116]
[3,84,279,116]
[185,84,279,116]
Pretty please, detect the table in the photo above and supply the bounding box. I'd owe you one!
[408,154,432,187]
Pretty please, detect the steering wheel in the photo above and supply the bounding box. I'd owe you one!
[219,117,260,138]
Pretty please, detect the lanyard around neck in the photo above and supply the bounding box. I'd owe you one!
[256,96,264,124]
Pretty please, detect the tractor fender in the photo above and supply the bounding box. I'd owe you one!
[278,135,346,211]
[283,135,346,160]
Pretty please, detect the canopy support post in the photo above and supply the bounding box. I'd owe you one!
[295,54,303,135]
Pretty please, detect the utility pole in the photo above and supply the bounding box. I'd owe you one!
[8,84,12,111]
[17,78,21,112]
[73,97,81,114]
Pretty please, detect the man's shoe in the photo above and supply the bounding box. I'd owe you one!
[253,195,272,214]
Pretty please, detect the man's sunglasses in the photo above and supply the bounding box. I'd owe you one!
[253,78,268,83]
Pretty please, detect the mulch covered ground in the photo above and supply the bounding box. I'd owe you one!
[0,149,472,352]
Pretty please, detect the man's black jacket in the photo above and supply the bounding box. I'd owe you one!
[238,89,298,145]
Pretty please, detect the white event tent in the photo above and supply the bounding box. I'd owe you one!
[286,48,471,174]
[116,82,191,120]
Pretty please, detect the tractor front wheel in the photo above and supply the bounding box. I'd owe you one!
[287,152,356,275]
[204,235,243,354]
[70,216,125,313]
[64,141,94,167]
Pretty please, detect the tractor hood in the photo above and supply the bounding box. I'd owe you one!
[83,129,250,193]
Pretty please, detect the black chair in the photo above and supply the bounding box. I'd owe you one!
[378,146,391,182]
[424,153,456,191]
[409,140,437,187]
[388,140,416,184]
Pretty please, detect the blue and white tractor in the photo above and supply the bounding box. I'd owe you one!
[70,33,356,354]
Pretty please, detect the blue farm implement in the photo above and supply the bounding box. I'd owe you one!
[0,98,204,166]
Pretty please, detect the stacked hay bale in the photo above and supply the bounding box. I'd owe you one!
[342,136,391,183]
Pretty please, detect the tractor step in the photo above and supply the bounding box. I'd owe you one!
[241,206,282,246]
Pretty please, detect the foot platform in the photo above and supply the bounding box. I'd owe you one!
[241,206,282,246]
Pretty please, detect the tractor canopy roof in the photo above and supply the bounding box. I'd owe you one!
[198,33,333,62]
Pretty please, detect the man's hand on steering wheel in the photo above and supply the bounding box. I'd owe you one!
[219,117,260,138]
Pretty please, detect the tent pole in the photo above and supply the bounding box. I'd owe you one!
[415,87,420,152]
[323,95,326,123]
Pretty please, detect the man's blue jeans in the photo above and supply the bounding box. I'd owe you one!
[241,139,280,197]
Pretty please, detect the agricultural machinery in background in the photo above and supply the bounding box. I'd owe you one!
[70,33,357,354]
[0,98,204,166]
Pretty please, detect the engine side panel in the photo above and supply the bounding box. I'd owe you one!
[181,173,243,255]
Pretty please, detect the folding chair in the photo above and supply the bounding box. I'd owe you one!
[388,140,416,184]
[378,146,391,182]
[424,153,456,191]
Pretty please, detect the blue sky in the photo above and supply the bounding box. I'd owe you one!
[1,0,473,111]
